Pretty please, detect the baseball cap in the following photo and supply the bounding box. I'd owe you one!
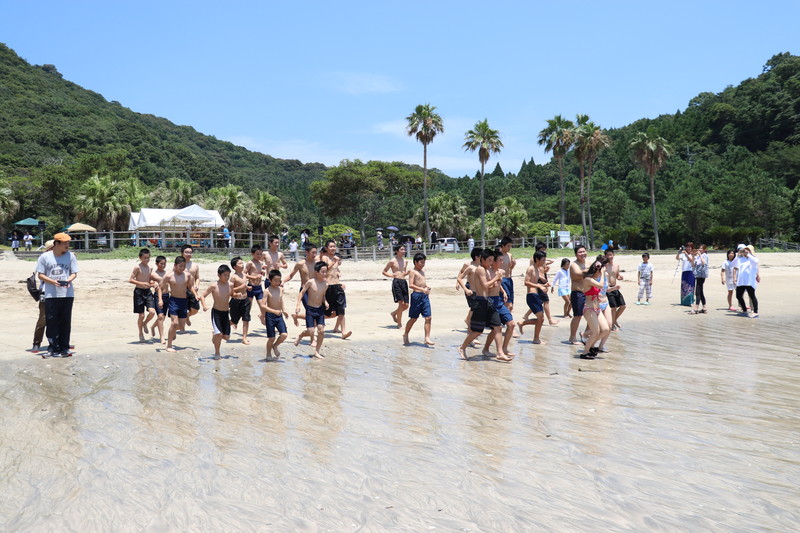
[736,244,746,251]
[53,232,72,242]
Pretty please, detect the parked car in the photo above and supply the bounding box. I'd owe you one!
[436,237,460,252]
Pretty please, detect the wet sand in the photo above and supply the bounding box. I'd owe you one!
[1,252,798,531]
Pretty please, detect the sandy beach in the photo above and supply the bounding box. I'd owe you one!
[1,251,798,531]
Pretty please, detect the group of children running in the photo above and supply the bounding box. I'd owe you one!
[129,236,353,360]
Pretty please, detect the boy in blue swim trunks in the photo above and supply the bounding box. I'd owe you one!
[200,264,235,359]
[403,253,434,346]
[161,256,199,353]
[489,248,516,357]
[498,237,517,312]
[259,269,289,359]
[228,256,252,344]
[294,261,328,358]
[519,251,549,344]
[245,245,266,304]
[153,255,169,344]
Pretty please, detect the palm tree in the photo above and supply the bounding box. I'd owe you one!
[572,114,591,243]
[75,174,130,230]
[151,177,201,208]
[119,177,149,212]
[251,190,286,235]
[406,104,444,242]
[463,119,503,246]
[538,115,575,230]
[0,180,19,226]
[630,131,673,250]
[203,184,253,232]
[412,192,469,240]
[584,123,611,247]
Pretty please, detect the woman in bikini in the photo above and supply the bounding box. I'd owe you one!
[580,257,610,359]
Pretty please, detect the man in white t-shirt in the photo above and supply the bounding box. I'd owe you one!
[36,232,79,357]
[732,244,760,318]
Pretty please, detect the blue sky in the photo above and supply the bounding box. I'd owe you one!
[2,1,798,177]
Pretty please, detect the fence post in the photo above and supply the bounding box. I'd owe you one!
[372,245,376,261]
[84,231,89,250]
[354,246,358,262]
[110,232,115,249]
[249,232,253,248]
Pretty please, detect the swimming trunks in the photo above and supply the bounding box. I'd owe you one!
[187,290,200,310]
[570,290,586,317]
[305,304,325,328]
[265,312,288,337]
[156,292,170,316]
[408,292,431,319]
[133,287,155,314]
[501,277,514,304]
[211,308,231,336]
[168,296,189,319]
[391,279,409,303]
[607,290,625,308]
[526,292,544,314]
[557,288,570,297]
[464,282,477,309]
[325,284,346,317]
[470,296,501,332]
[490,295,513,325]
[247,284,264,301]
[229,297,251,324]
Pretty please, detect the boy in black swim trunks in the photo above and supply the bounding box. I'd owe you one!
[200,264,235,359]
[228,256,251,344]
[129,248,159,343]
[295,261,328,358]
[181,245,201,328]
[259,269,289,359]
[382,244,410,328]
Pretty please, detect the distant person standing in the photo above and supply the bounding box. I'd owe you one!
[467,236,475,251]
[23,230,33,251]
[733,244,760,318]
[11,229,21,253]
[36,233,79,357]
[377,230,384,250]
[430,229,438,250]
[222,225,231,248]
[676,242,695,307]
[281,228,289,247]
[289,238,299,261]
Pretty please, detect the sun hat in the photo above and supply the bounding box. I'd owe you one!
[44,239,55,251]
[53,232,72,242]
[736,243,746,251]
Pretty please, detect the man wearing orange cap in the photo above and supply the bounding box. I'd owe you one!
[35,232,79,357]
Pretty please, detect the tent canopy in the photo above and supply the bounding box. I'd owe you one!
[128,212,140,231]
[14,217,40,226]
[132,205,224,230]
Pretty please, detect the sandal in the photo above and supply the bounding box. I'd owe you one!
[688,310,699,315]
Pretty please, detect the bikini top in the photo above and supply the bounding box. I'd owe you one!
[585,286,601,297]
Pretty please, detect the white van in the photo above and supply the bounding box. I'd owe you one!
[436,237,460,252]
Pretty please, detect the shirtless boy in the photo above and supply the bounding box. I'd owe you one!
[458,249,511,362]
[568,245,589,344]
[264,235,288,275]
[498,237,517,312]
[383,244,410,328]
[129,248,159,342]
[200,264,235,359]
[403,253,434,346]
[604,249,626,330]
[181,245,201,327]
[456,247,483,329]
[228,256,252,344]
[259,269,289,359]
[285,243,318,329]
[161,256,199,353]
[245,245,267,309]
[295,261,328,358]
[320,240,352,339]
[488,248,516,357]
[153,255,168,344]
[519,251,549,344]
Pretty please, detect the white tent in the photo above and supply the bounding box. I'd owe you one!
[128,212,140,231]
[132,205,225,230]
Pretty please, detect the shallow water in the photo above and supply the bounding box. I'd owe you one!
[2,313,799,532]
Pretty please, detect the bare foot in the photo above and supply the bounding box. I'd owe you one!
[312,351,325,359]
[213,353,221,360]
[186,318,192,327]
[292,313,299,327]
[458,347,468,360]
[548,320,559,326]
[470,340,480,348]
[496,354,513,362]
[166,347,177,353]
[403,333,410,345]
[341,331,352,340]
[161,338,166,345]
[273,346,281,358]
[294,336,301,347]
[532,339,546,345]
[482,349,495,358]
[143,324,149,335]
[139,334,146,343]
[390,310,397,324]
[424,339,435,346]
[505,350,517,357]
[242,339,251,345]
[332,329,341,334]
[518,323,524,335]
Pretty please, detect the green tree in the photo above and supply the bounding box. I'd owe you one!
[488,196,528,238]
[203,184,254,232]
[75,174,130,230]
[583,123,611,247]
[572,114,591,243]
[630,131,673,250]
[119,177,149,212]
[0,179,20,232]
[463,119,503,246]
[311,160,422,245]
[406,104,444,241]
[251,190,287,235]
[538,115,575,230]
[411,192,469,240]
[151,177,202,208]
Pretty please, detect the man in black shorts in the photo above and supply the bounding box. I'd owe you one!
[569,245,589,345]
[382,244,410,328]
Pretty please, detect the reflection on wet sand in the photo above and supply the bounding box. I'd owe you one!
[1,313,799,531]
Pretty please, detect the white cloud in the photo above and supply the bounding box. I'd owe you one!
[325,71,403,95]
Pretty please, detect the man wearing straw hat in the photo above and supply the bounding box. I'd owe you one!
[35,233,79,357]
